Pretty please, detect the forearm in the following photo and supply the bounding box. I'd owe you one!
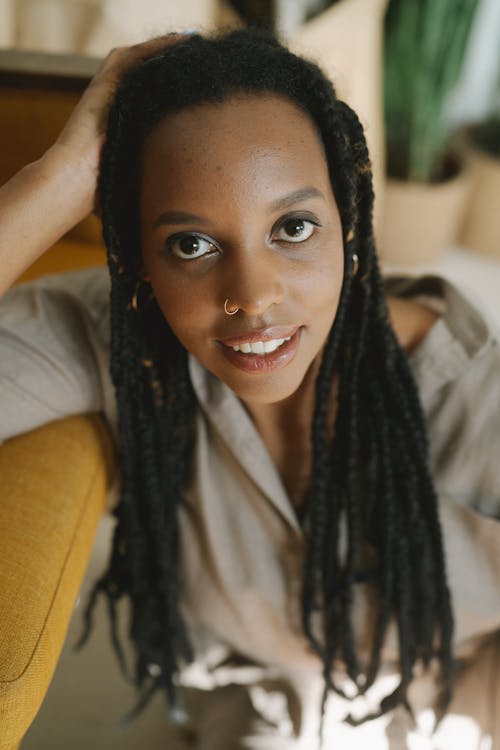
[0,34,187,299]
[0,143,98,296]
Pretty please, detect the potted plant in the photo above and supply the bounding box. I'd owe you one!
[380,0,480,266]
[458,70,500,257]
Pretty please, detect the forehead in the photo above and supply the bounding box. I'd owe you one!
[139,94,332,209]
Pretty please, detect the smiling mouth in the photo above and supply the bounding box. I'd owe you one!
[230,335,292,355]
[217,327,302,373]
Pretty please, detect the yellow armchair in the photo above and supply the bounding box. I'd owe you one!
[1,52,111,747]
[0,414,115,750]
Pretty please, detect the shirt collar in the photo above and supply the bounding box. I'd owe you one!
[188,354,302,534]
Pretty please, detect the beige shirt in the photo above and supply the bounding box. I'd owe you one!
[1,268,499,748]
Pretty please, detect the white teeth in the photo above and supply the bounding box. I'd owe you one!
[263,339,281,353]
[231,336,292,355]
[252,341,265,354]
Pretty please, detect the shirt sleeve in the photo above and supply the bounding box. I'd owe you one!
[426,338,500,521]
[0,266,116,443]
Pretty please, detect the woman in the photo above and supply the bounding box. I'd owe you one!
[1,29,499,749]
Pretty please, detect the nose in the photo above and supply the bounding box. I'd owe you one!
[222,246,285,317]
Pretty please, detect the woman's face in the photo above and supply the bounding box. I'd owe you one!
[140,94,344,406]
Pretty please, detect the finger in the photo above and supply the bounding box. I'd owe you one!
[96,32,193,80]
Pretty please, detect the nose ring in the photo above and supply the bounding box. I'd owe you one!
[224,298,239,316]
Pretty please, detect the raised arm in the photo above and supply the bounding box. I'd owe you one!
[0,34,186,297]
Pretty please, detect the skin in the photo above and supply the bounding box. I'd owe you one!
[140,94,438,507]
[0,33,438,507]
[0,36,437,498]
[140,95,344,400]
[0,34,186,297]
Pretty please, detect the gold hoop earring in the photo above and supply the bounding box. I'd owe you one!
[224,298,239,316]
[130,279,153,313]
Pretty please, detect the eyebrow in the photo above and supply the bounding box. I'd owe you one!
[153,210,212,229]
[152,186,326,229]
[268,186,326,212]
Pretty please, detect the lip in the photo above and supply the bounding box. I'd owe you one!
[217,327,302,374]
[218,326,299,347]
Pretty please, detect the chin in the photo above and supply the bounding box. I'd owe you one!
[222,367,311,406]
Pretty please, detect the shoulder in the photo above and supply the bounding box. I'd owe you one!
[0,266,113,442]
[1,265,111,354]
[384,274,497,396]
[385,274,500,519]
[385,295,440,354]
[0,267,109,319]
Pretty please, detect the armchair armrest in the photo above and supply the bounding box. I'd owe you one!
[0,414,115,750]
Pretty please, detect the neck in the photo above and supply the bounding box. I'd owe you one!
[243,354,321,436]
[242,354,337,511]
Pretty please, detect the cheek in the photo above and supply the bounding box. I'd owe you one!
[298,250,344,321]
[148,274,216,351]
[153,279,192,320]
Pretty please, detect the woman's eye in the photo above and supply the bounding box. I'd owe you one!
[274,217,317,243]
[167,233,216,260]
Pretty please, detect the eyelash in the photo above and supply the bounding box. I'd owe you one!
[165,213,321,261]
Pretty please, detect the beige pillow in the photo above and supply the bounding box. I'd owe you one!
[288,0,388,240]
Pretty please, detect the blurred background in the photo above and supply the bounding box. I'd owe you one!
[1,1,499,748]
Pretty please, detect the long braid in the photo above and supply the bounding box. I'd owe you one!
[75,96,196,719]
[301,82,455,740]
[72,29,455,742]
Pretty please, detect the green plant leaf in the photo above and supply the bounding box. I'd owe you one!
[384,0,481,181]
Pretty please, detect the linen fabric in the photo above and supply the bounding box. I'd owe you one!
[0,267,499,749]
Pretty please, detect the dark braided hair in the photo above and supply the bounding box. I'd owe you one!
[74,28,455,742]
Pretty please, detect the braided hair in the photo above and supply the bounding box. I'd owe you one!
[75,28,455,741]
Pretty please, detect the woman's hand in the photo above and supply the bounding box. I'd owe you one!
[0,34,187,297]
[54,34,188,209]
